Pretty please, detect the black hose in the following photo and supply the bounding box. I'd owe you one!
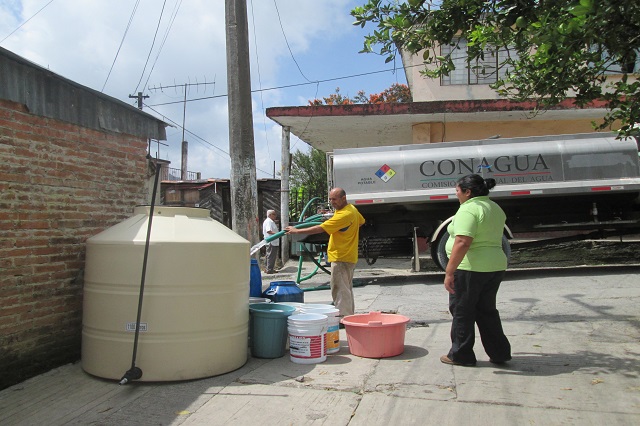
[119,162,161,385]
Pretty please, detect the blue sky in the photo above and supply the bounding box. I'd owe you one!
[0,0,407,179]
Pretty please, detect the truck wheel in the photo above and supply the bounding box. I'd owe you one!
[431,230,450,271]
[431,231,511,271]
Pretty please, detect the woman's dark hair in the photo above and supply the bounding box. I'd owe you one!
[457,174,496,198]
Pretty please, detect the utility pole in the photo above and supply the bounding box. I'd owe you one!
[129,92,149,110]
[280,126,291,263]
[181,84,188,180]
[225,0,259,246]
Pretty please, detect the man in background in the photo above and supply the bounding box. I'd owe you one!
[262,210,280,274]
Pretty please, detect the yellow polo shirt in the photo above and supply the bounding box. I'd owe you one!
[320,204,365,264]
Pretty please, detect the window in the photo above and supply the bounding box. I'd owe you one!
[440,38,516,86]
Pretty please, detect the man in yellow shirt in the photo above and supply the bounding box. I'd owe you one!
[286,188,365,316]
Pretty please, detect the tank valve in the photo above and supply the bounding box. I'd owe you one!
[119,366,143,385]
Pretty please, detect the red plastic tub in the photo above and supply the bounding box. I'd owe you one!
[341,311,410,358]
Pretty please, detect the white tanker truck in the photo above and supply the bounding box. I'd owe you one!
[325,132,640,270]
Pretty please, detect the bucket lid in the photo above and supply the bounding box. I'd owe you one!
[288,313,328,323]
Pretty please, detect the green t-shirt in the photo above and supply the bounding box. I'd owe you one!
[445,196,507,272]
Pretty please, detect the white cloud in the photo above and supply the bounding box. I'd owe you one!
[1,0,405,179]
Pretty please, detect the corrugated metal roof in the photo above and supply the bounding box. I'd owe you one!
[0,46,168,140]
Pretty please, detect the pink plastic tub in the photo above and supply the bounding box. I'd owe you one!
[341,311,410,358]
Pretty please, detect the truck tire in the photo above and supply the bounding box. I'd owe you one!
[432,230,511,271]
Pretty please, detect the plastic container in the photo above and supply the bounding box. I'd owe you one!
[263,281,304,303]
[249,303,297,358]
[82,206,249,381]
[301,303,334,311]
[341,311,410,358]
[302,307,340,354]
[277,302,305,313]
[277,302,304,350]
[249,259,263,297]
[288,313,328,364]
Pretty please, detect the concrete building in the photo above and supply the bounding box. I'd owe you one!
[266,39,623,151]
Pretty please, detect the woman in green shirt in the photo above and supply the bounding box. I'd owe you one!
[440,174,512,367]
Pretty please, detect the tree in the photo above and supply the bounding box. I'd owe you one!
[308,87,354,106]
[351,0,640,136]
[309,83,412,105]
[289,148,328,219]
[290,147,327,194]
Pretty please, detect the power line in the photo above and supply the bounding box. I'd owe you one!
[132,0,167,94]
[141,0,183,93]
[147,66,404,107]
[143,103,273,177]
[249,0,272,162]
[273,0,313,83]
[0,0,56,44]
[102,0,141,92]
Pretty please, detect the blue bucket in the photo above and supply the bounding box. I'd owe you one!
[249,303,296,358]
[249,258,262,297]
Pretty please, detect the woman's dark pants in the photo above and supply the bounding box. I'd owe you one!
[448,270,511,364]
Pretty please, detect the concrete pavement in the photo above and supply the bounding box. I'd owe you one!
[1,262,639,425]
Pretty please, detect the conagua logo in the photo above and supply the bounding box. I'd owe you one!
[419,154,550,176]
[375,164,396,182]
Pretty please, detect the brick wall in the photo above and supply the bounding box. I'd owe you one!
[0,99,151,390]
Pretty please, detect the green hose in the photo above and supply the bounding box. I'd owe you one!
[265,221,323,243]
[298,197,322,222]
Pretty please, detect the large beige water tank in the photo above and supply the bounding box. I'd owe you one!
[82,206,249,381]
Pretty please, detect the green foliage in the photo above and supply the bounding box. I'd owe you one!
[352,0,640,136]
[308,87,354,106]
[310,83,412,105]
[290,148,328,198]
[289,148,328,221]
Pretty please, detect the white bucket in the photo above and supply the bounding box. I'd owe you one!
[301,307,340,354]
[287,313,328,364]
[302,303,334,310]
[280,302,305,350]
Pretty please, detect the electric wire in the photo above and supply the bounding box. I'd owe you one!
[143,103,273,177]
[102,0,141,92]
[0,0,56,44]
[291,81,320,150]
[132,0,167,94]
[141,0,182,93]
[249,0,272,167]
[147,66,404,107]
[273,0,313,84]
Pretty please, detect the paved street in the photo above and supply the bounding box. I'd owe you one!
[1,263,639,425]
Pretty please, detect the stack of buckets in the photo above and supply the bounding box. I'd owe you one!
[287,304,340,364]
[251,278,342,363]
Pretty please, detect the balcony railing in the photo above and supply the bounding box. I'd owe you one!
[160,166,202,181]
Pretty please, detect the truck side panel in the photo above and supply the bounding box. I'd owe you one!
[333,133,640,206]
